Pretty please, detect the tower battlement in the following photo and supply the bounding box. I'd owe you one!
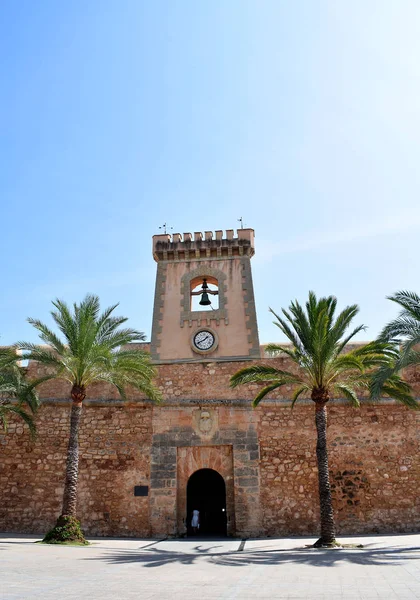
[152,228,255,262]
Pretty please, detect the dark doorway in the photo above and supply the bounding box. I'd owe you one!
[186,468,227,536]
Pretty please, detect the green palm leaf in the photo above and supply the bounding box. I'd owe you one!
[372,291,420,401]
[252,383,284,407]
[291,385,310,408]
[264,344,297,360]
[0,348,41,437]
[0,403,37,439]
[231,291,418,547]
[230,365,301,387]
[18,294,161,533]
[334,384,360,408]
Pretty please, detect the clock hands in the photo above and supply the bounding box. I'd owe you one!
[192,330,216,352]
[198,335,211,348]
[195,332,213,348]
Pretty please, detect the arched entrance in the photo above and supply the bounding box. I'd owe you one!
[186,468,227,536]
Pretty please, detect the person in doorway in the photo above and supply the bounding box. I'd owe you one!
[191,509,200,534]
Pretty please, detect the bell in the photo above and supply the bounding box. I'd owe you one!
[199,278,211,306]
[199,292,211,306]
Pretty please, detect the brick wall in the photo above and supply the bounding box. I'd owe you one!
[1,357,419,537]
[0,403,153,536]
[258,402,420,536]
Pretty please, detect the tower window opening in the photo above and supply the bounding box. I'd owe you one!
[190,277,219,311]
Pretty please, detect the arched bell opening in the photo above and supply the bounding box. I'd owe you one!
[190,276,219,311]
[186,468,227,536]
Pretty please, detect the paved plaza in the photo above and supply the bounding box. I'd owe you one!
[1,533,420,599]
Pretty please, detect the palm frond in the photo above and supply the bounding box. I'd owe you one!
[252,383,283,407]
[96,313,128,343]
[380,318,420,343]
[324,354,364,386]
[334,384,360,408]
[318,303,360,376]
[330,354,364,371]
[97,328,146,350]
[233,291,420,416]
[329,305,360,347]
[95,369,161,403]
[378,291,420,342]
[370,364,394,400]
[287,299,314,355]
[0,404,37,439]
[49,299,78,352]
[24,320,65,354]
[0,348,21,369]
[352,340,397,358]
[15,344,64,370]
[397,349,420,371]
[388,290,420,316]
[269,308,303,352]
[0,349,42,432]
[264,344,297,360]
[380,378,418,410]
[335,324,366,356]
[230,365,301,387]
[20,294,160,404]
[291,385,310,409]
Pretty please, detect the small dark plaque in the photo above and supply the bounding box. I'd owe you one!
[134,485,149,497]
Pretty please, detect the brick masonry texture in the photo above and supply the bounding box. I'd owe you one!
[0,404,153,536]
[1,356,419,538]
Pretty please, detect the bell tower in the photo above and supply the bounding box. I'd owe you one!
[150,228,260,362]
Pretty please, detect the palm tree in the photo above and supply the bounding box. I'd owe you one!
[230,292,417,547]
[18,294,161,543]
[372,291,420,397]
[0,348,40,438]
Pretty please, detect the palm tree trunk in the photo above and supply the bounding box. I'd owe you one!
[61,401,82,516]
[314,403,336,546]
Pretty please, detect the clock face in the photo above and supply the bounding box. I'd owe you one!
[193,330,215,351]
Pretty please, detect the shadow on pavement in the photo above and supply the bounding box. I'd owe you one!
[83,544,420,569]
[0,540,42,545]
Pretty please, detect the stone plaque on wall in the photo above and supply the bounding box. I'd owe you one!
[193,408,218,439]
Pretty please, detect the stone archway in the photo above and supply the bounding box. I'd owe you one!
[177,445,235,536]
[187,469,227,536]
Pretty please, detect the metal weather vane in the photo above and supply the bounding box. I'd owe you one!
[158,223,173,234]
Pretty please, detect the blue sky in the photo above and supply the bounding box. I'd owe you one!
[1,1,420,345]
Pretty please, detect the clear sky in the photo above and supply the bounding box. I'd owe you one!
[1,1,420,345]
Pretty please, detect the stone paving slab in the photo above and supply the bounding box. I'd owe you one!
[1,534,420,599]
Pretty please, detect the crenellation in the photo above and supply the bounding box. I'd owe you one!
[153,229,255,262]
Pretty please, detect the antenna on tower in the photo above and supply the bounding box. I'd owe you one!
[159,223,173,235]
[238,217,245,229]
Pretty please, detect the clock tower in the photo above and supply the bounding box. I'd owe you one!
[150,228,260,362]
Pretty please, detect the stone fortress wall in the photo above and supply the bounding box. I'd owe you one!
[1,227,419,538]
[1,349,419,538]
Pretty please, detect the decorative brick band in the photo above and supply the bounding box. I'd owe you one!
[151,355,256,365]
